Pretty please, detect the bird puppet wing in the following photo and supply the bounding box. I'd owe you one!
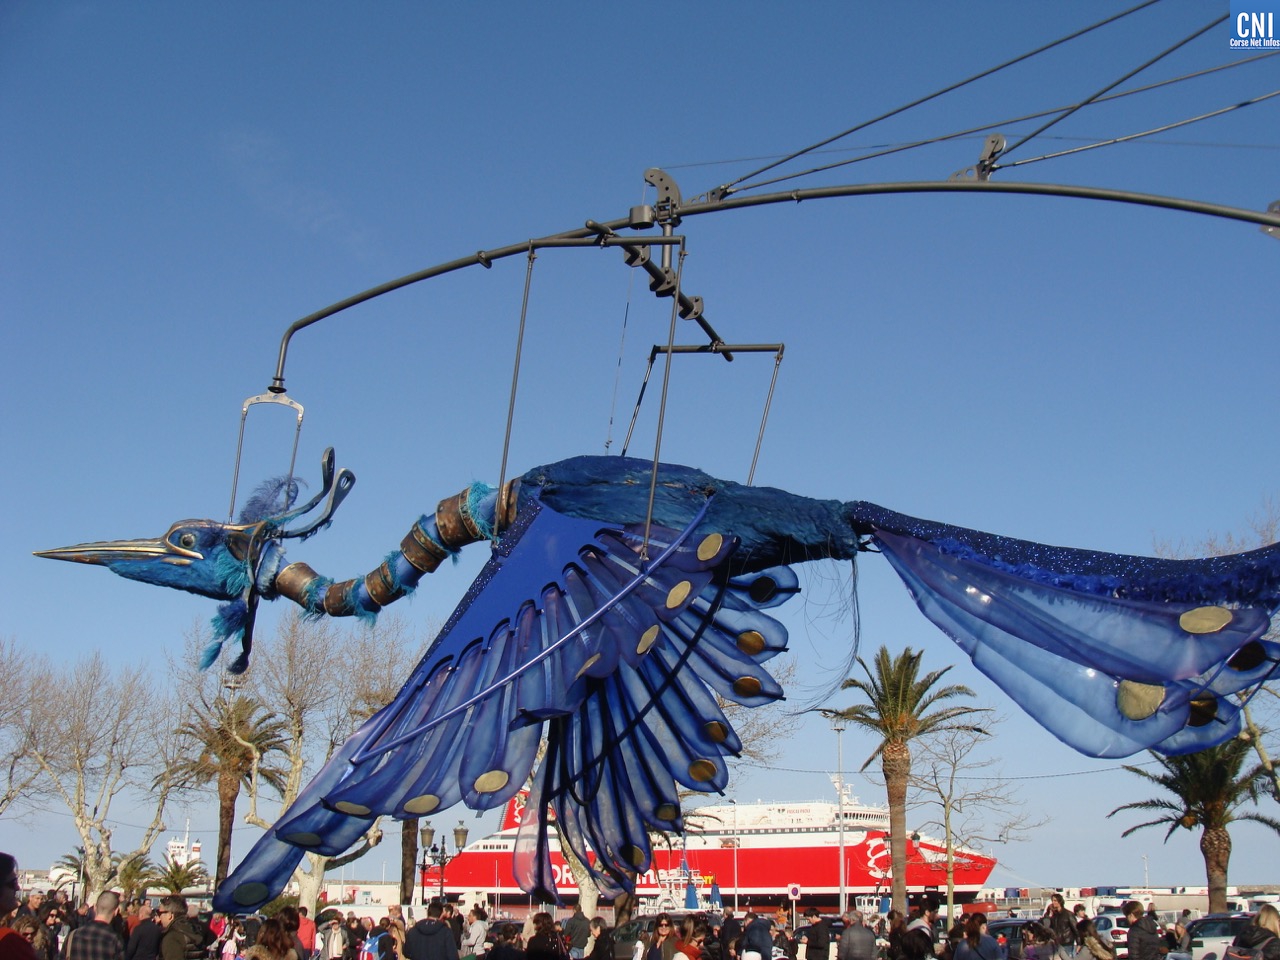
[214,478,796,910]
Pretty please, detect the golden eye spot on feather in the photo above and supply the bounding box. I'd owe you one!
[1179,606,1233,634]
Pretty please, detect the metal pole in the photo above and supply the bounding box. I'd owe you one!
[832,717,848,915]
[439,843,446,903]
[730,799,739,912]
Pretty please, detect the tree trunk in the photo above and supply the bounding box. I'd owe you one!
[1201,825,1232,914]
[882,740,912,915]
[296,852,327,915]
[401,818,419,906]
[561,837,600,916]
[216,770,241,888]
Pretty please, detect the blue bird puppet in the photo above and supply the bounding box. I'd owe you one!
[37,451,1280,910]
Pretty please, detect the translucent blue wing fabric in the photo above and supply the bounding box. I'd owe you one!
[872,527,1280,757]
[214,492,795,911]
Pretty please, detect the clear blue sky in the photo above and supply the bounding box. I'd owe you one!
[3,1,1279,893]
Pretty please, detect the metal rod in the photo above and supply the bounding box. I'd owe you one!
[266,179,1280,393]
[746,347,784,486]
[642,247,687,561]
[496,247,537,533]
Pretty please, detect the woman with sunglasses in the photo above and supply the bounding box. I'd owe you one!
[647,917,676,960]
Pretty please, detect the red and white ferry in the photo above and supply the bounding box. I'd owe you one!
[426,791,996,906]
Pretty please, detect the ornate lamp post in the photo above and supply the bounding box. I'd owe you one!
[831,716,848,915]
[419,821,470,905]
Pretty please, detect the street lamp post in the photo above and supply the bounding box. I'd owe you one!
[419,821,470,905]
[728,798,739,912]
[832,716,848,916]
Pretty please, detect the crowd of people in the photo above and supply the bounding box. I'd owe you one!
[7,853,1280,960]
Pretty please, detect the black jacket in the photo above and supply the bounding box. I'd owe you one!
[1232,923,1280,960]
[406,922,459,960]
[125,921,163,960]
[1126,916,1165,960]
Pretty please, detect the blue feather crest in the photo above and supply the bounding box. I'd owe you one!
[238,477,301,524]
[204,599,249,669]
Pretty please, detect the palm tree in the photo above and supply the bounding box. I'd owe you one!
[170,694,289,887]
[116,853,158,903]
[153,853,208,894]
[832,645,980,914]
[1109,737,1280,913]
[55,847,123,898]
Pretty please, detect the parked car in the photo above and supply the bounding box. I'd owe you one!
[1186,914,1256,960]
[1093,913,1131,959]
[987,918,1036,960]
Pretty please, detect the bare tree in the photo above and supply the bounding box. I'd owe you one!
[1154,500,1280,801]
[0,636,45,819]
[232,611,427,911]
[21,651,182,902]
[907,715,1043,920]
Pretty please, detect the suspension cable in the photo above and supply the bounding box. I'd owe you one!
[722,0,1166,194]
[998,88,1280,169]
[719,51,1280,193]
[997,14,1225,163]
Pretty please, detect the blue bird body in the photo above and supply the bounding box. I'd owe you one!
[36,452,1280,910]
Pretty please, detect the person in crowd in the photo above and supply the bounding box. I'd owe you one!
[35,906,65,960]
[0,854,38,960]
[17,893,46,921]
[323,919,345,960]
[218,921,245,960]
[561,913,588,960]
[385,918,405,960]
[297,912,316,960]
[276,910,307,960]
[1228,904,1280,960]
[406,903,459,960]
[952,916,999,960]
[647,917,677,960]
[124,905,161,960]
[739,914,772,960]
[1169,913,1191,955]
[1045,898,1079,960]
[522,916,563,960]
[242,921,297,960]
[798,910,828,960]
[837,912,876,960]
[341,920,362,960]
[437,911,461,955]
[1077,919,1113,960]
[460,909,487,960]
[10,920,43,960]
[902,905,937,960]
[585,921,611,960]
[486,927,522,960]
[673,919,707,960]
[777,917,799,960]
[154,897,204,960]
[1122,902,1165,960]
[721,915,742,960]
[1023,924,1059,960]
[882,912,906,960]
[63,892,123,960]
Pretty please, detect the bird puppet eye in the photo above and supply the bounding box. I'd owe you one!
[176,532,198,549]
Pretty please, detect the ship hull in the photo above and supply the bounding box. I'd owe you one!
[425,798,996,901]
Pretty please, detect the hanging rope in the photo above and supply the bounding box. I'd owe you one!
[496,246,537,534]
[641,245,687,560]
